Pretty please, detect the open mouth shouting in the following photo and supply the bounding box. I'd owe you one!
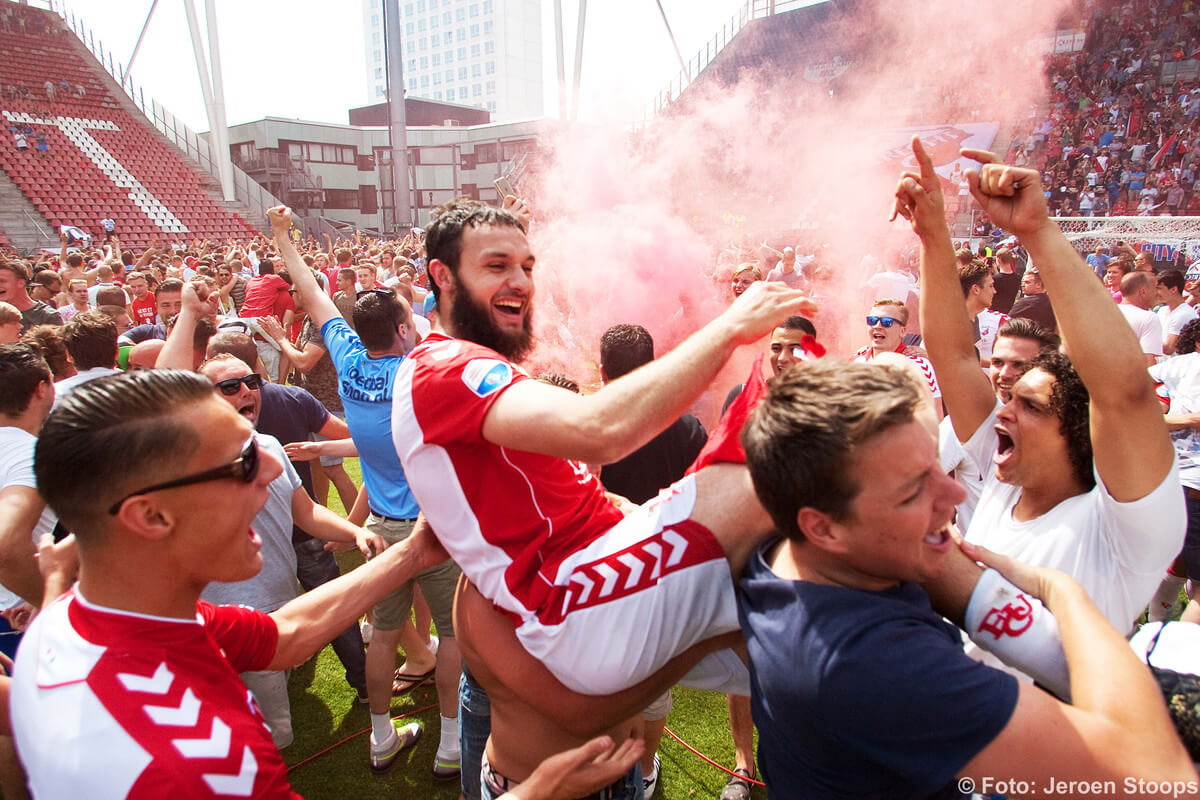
[235,397,257,421]
[994,424,1016,470]
[493,294,526,324]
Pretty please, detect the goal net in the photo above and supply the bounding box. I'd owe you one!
[1052,216,1200,272]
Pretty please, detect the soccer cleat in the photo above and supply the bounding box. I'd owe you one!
[369,720,422,772]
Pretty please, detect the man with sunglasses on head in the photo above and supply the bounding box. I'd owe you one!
[854,299,942,415]
[11,369,450,798]
[269,216,465,780]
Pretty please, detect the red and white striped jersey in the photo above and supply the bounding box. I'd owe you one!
[392,333,625,623]
[853,345,942,398]
[976,309,1010,363]
[12,590,297,799]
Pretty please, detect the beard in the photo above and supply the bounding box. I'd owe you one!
[449,280,535,362]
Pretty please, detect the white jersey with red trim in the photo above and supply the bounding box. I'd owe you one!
[11,589,297,799]
[853,345,941,398]
[976,309,1010,362]
[393,333,752,695]
[392,333,626,624]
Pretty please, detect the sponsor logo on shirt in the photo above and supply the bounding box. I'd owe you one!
[462,359,513,397]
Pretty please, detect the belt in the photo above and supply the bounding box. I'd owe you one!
[370,511,418,523]
[482,753,632,800]
[1187,488,1200,501]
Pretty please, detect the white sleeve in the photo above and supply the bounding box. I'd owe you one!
[1097,462,1186,575]
[256,434,302,492]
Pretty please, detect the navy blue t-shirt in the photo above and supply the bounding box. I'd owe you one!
[738,540,1019,799]
[258,382,330,543]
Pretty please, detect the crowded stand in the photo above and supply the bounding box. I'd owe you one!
[1007,0,1200,219]
[0,5,258,248]
[8,0,1200,799]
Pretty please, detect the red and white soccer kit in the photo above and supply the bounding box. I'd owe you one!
[976,309,1010,363]
[853,344,942,399]
[11,589,299,799]
[392,333,742,695]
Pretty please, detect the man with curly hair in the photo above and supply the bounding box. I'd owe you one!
[896,138,1184,648]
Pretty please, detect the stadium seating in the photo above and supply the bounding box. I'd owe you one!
[1007,0,1200,218]
[0,4,259,247]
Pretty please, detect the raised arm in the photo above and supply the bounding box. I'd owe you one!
[958,542,1195,793]
[155,282,215,369]
[268,208,341,330]
[481,281,816,464]
[895,137,996,442]
[963,149,1175,501]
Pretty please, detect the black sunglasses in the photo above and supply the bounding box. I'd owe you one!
[214,373,263,396]
[108,437,259,515]
[357,287,394,300]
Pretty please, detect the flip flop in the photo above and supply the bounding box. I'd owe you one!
[392,667,435,695]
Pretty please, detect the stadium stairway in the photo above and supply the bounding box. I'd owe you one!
[0,167,57,251]
[0,3,263,251]
[56,25,271,241]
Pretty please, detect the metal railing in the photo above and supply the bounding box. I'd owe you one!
[644,0,813,122]
[22,210,51,240]
[48,1,283,228]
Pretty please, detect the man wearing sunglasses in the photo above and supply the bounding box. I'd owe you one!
[854,300,942,415]
[194,354,384,750]
[268,217,464,779]
[13,369,449,798]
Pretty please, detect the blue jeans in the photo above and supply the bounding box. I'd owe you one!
[460,667,492,800]
[1182,492,1200,579]
[293,537,366,693]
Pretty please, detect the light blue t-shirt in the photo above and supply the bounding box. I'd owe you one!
[322,316,420,519]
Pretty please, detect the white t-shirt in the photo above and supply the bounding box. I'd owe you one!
[1149,353,1200,490]
[0,427,59,609]
[1117,303,1165,357]
[1158,302,1198,347]
[963,409,1184,634]
[53,367,120,408]
[938,414,986,533]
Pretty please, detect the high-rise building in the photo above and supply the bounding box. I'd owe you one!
[361,0,543,121]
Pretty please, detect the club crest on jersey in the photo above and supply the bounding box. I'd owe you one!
[462,358,513,397]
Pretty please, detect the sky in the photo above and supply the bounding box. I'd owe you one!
[43,0,819,131]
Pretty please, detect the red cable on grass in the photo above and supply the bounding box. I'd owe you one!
[663,726,766,787]
[286,703,438,772]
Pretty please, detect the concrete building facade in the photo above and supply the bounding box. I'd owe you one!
[361,0,543,121]
[227,114,544,231]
